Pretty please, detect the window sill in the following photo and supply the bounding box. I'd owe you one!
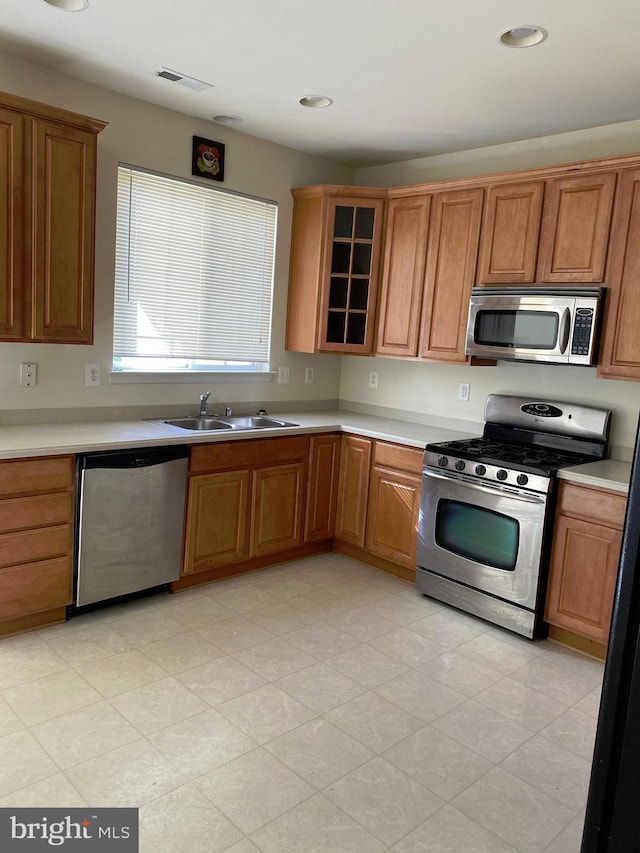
[110,370,276,385]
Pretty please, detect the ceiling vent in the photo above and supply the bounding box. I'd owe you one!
[152,67,212,92]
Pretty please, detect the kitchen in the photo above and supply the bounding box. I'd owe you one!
[1,1,640,851]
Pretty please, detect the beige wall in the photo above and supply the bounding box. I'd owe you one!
[0,52,351,413]
[347,123,640,451]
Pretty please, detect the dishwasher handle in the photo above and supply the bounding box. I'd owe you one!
[79,445,189,471]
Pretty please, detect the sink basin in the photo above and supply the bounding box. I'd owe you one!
[164,417,234,431]
[162,415,298,431]
[221,416,298,429]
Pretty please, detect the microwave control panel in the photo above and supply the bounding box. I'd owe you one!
[571,307,594,356]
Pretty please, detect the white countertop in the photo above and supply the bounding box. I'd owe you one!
[0,408,630,493]
[558,458,631,494]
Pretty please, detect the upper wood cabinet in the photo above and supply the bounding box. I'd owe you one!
[0,91,106,344]
[598,166,640,380]
[477,181,544,284]
[537,172,616,282]
[286,186,385,354]
[376,195,431,357]
[419,187,484,362]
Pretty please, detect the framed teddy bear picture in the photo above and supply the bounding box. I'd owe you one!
[192,136,225,182]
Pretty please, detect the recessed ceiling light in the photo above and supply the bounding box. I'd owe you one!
[299,95,333,109]
[498,25,548,48]
[41,0,89,10]
[213,115,244,126]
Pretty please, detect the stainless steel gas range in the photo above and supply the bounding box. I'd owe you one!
[416,394,611,639]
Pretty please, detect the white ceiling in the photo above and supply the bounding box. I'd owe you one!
[1,0,639,166]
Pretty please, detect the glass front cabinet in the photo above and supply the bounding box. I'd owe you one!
[286,187,385,354]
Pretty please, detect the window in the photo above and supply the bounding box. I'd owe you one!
[113,165,277,373]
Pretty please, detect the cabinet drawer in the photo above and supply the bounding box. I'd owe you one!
[0,523,72,568]
[190,436,310,474]
[0,455,74,497]
[558,482,626,529]
[373,441,423,475]
[0,556,72,619]
[0,492,73,533]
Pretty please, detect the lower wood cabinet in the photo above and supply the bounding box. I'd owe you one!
[180,433,339,586]
[335,435,422,581]
[545,481,626,656]
[251,462,306,557]
[0,455,74,636]
[334,434,372,547]
[305,434,340,542]
[366,443,422,570]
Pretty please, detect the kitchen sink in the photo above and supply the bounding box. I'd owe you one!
[162,415,298,431]
[221,416,298,429]
[164,417,235,430]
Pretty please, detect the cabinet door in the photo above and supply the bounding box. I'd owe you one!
[319,196,385,354]
[334,435,372,547]
[365,465,421,569]
[305,434,340,542]
[376,195,431,356]
[183,470,250,573]
[0,108,24,339]
[537,172,616,282]
[477,181,544,284]
[545,514,621,644]
[419,187,483,362]
[250,462,306,557]
[30,119,97,343]
[599,167,640,380]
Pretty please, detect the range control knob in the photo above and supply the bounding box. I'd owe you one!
[454,460,466,471]
[496,469,508,481]
[437,456,449,468]
[475,464,486,476]
[517,473,529,486]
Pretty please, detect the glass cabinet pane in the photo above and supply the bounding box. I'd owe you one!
[334,206,354,238]
[349,280,369,310]
[351,243,372,275]
[329,277,348,309]
[326,311,346,343]
[331,242,351,274]
[346,313,367,344]
[354,207,375,239]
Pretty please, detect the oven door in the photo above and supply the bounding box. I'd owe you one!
[417,468,549,610]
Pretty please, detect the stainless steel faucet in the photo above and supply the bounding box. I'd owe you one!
[199,392,211,416]
[225,406,233,417]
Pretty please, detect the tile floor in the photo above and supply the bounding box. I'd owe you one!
[0,554,603,852]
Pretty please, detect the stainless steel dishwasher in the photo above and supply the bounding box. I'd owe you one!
[75,445,188,608]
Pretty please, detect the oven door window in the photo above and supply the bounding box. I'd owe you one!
[435,499,519,571]
[475,310,559,349]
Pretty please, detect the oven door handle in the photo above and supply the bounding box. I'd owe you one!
[422,468,547,504]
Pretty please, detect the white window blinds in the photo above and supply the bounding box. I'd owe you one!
[113,166,277,364]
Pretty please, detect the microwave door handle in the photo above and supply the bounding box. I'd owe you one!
[559,308,571,354]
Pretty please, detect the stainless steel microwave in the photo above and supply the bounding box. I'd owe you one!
[465,286,605,365]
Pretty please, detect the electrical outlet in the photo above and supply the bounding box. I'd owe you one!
[458,382,470,402]
[369,371,379,389]
[85,363,101,386]
[304,367,314,384]
[19,363,37,387]
[277,366,290,384]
